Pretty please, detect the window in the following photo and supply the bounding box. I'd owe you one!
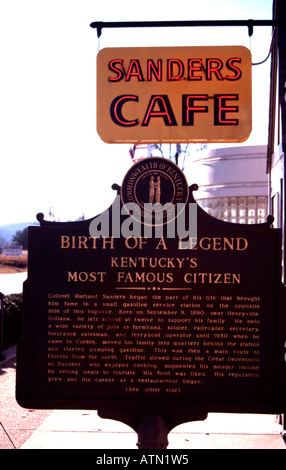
[199,196,268,224]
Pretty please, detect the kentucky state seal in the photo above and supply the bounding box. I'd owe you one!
[120,157,189,225]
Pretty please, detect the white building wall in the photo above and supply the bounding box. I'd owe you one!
[187,145,269,224]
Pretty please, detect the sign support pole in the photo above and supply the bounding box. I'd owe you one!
[136,415,169,449]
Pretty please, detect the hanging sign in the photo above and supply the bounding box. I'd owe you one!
[97,46,252,144]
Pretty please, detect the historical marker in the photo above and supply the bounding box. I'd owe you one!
[17,158,286,433]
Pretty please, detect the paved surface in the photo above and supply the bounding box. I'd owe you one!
[1,345,285,450]
[0,345,51,449]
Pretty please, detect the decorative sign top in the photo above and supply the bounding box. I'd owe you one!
[97,46,252,144]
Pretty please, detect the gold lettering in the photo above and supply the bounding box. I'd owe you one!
[179,237,248,251]
[102,237,114,249]
[60,236,113,249]
[61,235,70,248]
[67,271,106,282]
[155,237,167,250]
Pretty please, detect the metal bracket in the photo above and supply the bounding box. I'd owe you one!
[90,19,277,40]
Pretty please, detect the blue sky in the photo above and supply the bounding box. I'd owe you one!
[0,0,274,224]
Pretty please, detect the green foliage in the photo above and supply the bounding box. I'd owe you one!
[1,293,23,348]
[11,227,28,249]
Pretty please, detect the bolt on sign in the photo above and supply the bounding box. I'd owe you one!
[97,46,252,143]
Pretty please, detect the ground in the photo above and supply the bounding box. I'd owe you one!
[0,265,27,274]
[0,252,27,273]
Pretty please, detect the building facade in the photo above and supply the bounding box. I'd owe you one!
[267,0,286,259]
[188,145,268,225]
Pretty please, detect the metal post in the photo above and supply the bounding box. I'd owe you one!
[282,414,286,444]
[136,415,169,449]
[0,293,4,361]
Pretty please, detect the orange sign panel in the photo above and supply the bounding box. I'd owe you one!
[97,46,252,143]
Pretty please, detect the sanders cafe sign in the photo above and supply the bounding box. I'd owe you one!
[96,46,252,144]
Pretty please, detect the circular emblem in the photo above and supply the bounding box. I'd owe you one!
[120,157,189,226]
